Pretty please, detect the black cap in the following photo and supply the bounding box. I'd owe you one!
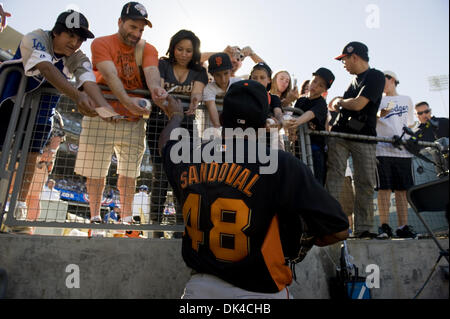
[250,62,273,91]
[335,41,369,62]
[251,62,273,79]
[313,68,335,89]
[208,53,233,74]
[222,80,269,129]
[55,10,95,39]
[121,2,152,28]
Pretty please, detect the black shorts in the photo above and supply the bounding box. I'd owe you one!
[376,156,413,191]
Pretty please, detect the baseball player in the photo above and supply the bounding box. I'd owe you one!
[159,80,349,299]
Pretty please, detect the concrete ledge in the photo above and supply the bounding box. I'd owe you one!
[0,234,448,299]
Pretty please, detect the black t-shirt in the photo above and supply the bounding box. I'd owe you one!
[162,138,348,294]
[158,59,209,97]
[332,68,385,142]
[269,93,282,115]
[416,117,449,142]
[294,96,328,148]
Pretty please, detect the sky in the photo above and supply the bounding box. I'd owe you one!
[2,0,449,117]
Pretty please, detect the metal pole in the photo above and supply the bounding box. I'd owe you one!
[309,130,439,149]
[0,67,28,223]
[5,92,40,227]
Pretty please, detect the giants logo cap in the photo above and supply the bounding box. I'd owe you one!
[208,53,233,74]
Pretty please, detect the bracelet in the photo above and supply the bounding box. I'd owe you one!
[169,112,184,120]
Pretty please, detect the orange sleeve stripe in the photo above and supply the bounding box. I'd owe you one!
[261,216,292,291]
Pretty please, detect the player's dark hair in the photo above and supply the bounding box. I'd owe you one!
[51,23,87,42]
[163,29,203,72]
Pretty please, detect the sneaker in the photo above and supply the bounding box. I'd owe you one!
[90,216,103,224]
[377,224,393,239]
[396,225,418,239]
[356,231,378,239]
[14,201,28,220]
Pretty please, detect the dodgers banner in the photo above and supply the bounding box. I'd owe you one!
[57,189,117,208]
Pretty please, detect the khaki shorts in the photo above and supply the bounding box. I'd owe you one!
[75,117,146,179]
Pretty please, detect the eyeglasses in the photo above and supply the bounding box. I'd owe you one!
[417,109,431,116]
[340,55,352,64]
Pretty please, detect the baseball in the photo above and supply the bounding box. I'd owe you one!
[139,99,152,119]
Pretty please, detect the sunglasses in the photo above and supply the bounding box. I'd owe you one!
[417,109,431,116]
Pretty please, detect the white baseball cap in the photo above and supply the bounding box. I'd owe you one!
[384,70,400,84]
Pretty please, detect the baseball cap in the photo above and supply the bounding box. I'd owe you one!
[313,68,335,89]
[251,62,273,79]
[208,53,233,74]
[222,80,269,129]
[384,70,400,84]
[250,62,273,91]
[139,185,149,191]
[335,41,369,62]
[121,2,152,28]
[55,10,95,39]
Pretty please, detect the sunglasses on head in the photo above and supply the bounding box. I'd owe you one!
[417,109,431,116]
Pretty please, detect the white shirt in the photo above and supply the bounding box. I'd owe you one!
[132,191,150,217]
[40,186,61,201]
[376,95,415,158]
[203,77,241,102]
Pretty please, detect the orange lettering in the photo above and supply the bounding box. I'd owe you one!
[180,171,188,189]
[188,166,200,186]
[232,169,251,191]
[218,163,230,183]
[208,163,220,183]
[225,164,242,186]
[243,174,260,197]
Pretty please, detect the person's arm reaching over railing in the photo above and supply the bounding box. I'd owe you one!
[96,60,150,117]
[143,65,168,110]
[35,61,97,117]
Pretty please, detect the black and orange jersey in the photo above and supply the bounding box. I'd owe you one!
[162,138,348,294]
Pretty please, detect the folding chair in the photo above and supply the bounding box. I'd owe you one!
[406,176,449,298]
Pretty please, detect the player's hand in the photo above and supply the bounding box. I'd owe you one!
[0,4,11,32]
[76,92,98,117]
[124,97,150,117]
[165,95,184,120]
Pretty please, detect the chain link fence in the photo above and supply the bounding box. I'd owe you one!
[1,73,448,238]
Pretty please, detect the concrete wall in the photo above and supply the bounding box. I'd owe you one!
[0,234,447,299]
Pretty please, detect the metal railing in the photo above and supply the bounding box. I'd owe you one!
[0,74,315,237]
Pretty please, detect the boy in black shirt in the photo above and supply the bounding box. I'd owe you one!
[286,68,335,185]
